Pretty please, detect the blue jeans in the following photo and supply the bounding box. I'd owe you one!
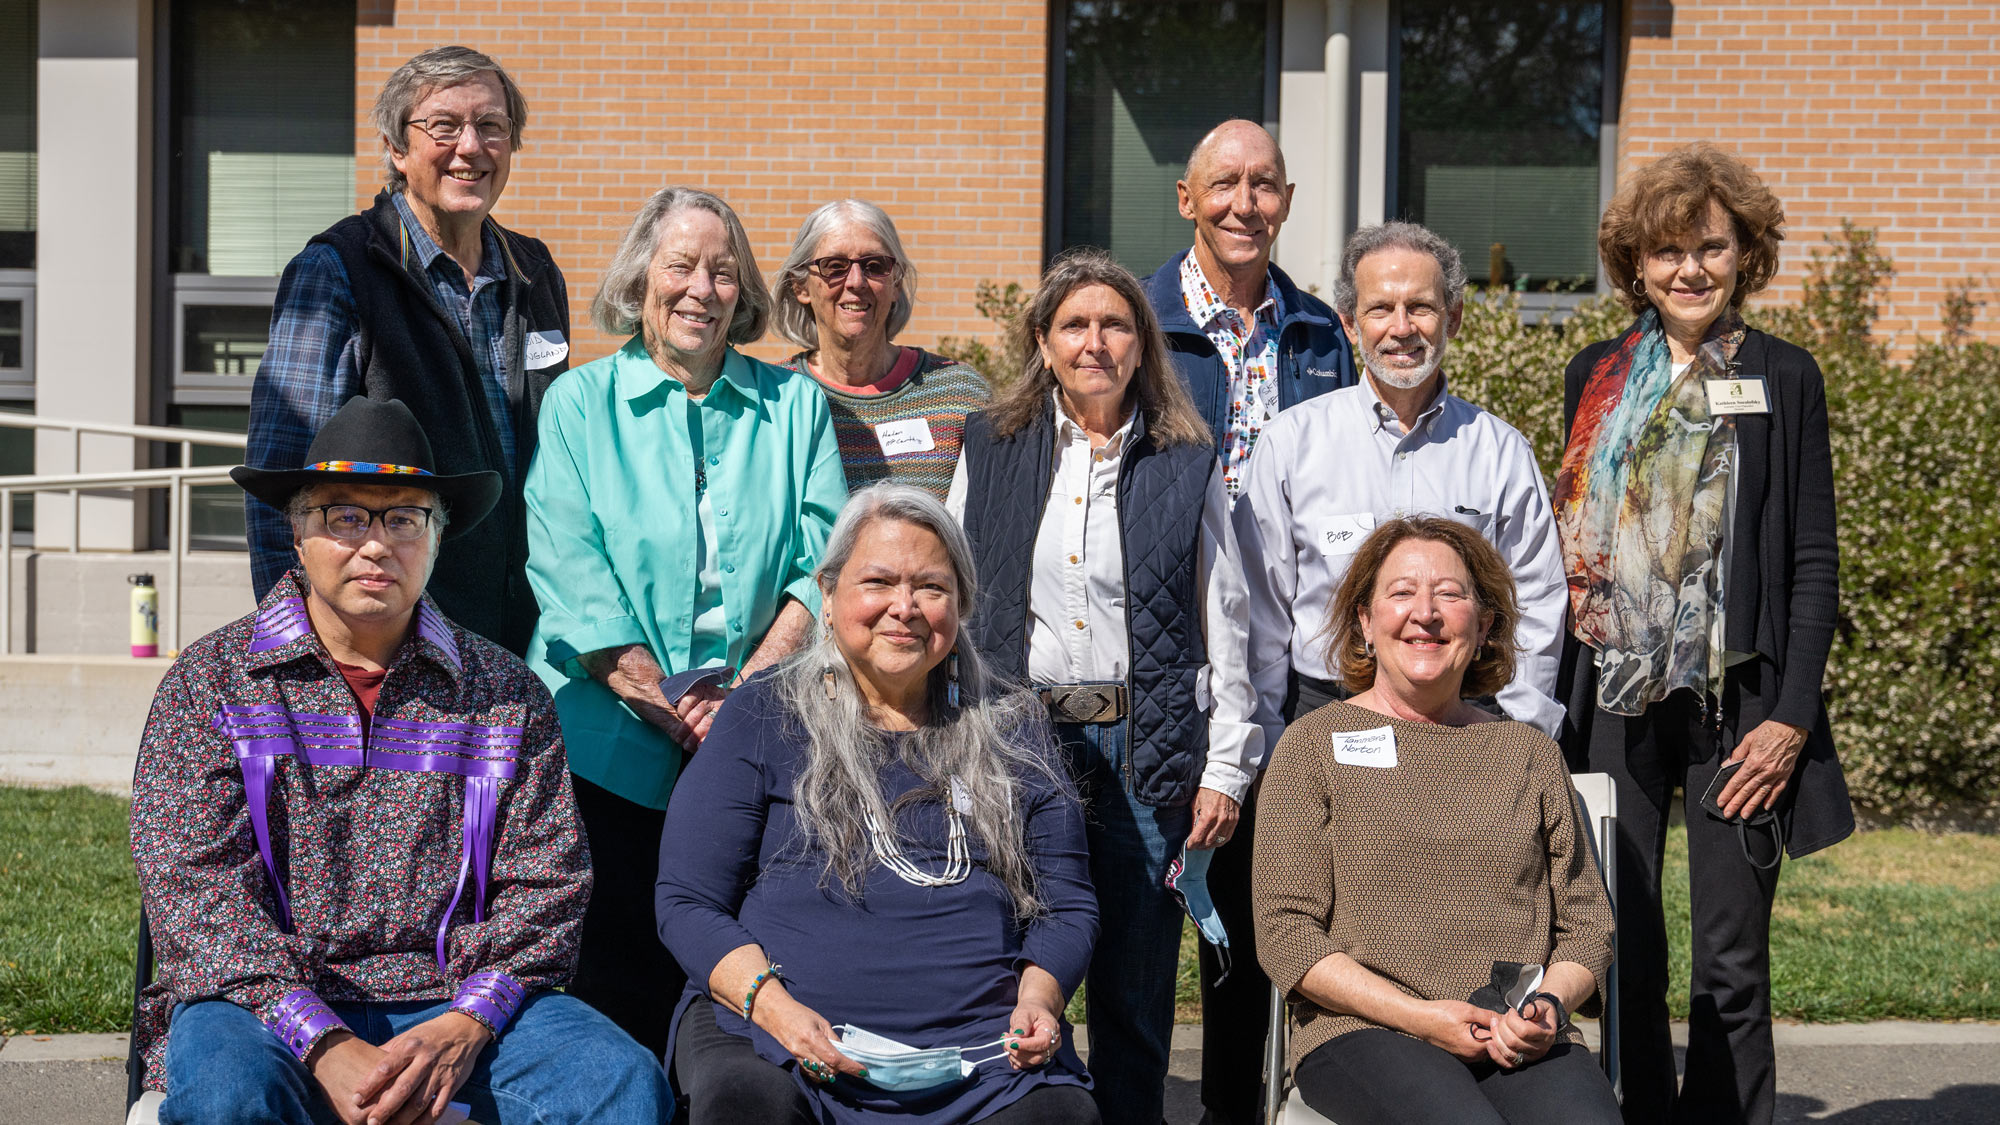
[160,991,670,1124]
[1056,719,1192,1125]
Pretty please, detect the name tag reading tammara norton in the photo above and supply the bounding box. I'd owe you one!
[873,417,937,457]
[1331,726,1398,768]
[524,330,569,370]
[1705,376,1770,415]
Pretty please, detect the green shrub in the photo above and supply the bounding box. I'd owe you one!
[937,228,2000,824]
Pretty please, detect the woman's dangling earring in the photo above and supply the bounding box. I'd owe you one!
[822,664,837,701]
[946,651,961,708]
[1631,277,1646,297]
[1364,640,1375,660]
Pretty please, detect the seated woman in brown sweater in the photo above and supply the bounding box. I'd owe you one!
[1251,516,1619,1125]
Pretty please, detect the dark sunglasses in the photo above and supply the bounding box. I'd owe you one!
[806,254,898,282]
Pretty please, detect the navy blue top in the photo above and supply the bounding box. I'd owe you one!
[657,675,1098,1122]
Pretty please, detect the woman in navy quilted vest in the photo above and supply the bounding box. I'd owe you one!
[945,249,1263,1125]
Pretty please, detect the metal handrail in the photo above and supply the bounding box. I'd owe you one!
[0,414,249,658]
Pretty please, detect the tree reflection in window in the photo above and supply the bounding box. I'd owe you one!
[1397,1,1606,291]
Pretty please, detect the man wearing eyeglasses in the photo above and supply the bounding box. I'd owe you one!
[132,396,668,1123]
[245,45,570,658]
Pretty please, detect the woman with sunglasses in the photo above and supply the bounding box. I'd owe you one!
[773,200,990,499]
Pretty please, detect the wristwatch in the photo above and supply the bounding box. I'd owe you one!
[1531,991,1571,1031]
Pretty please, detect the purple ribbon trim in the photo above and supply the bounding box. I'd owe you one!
[265,988,347,1062]
[451,970,527,1034]
[215,702,521,973]
[416,602,462,674]
[246,598,313,654]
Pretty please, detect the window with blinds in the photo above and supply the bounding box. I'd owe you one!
[0,0,36,272]
[1057,1,1272,276]
[1395,1,1607,292]
[168,0,356,278]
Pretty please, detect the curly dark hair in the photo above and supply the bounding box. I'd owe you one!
[1598,143,1787,314]
[1319,516,1520,698]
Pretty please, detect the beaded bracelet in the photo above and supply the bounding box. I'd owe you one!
[743,964,783,1020]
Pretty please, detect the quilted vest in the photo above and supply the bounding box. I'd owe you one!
[960,403,1213,807]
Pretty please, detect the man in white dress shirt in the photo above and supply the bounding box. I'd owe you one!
[1233,221,1568,744]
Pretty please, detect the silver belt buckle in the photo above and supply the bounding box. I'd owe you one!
[1040,682,1128,723]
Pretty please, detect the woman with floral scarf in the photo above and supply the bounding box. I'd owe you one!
[1553,144,1852,1125]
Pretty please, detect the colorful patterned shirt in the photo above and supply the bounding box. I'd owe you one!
[129,571,590,1089]
[1180,251,1284,499]
[783,347,990,500]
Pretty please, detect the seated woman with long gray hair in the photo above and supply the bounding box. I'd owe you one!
[658,483,1102,1125]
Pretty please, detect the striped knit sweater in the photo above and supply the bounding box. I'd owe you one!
[784,348,990,499]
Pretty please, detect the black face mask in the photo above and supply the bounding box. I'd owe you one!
[1699,760,1786,870]
[1468,961,1544,1017]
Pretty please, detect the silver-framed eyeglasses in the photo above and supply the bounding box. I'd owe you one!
[310,504,437,542]
[404,115,513,146]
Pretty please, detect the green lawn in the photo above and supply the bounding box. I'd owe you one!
[4,786,1997,1035]
[0,786,140,1035]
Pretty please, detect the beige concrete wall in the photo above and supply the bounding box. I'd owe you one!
[5,550,254,655]
[0,654,168,794]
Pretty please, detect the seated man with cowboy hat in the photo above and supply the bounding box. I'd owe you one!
[130,397,667,1124]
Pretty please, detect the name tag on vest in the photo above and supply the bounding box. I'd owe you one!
[1705,377,1769,415]
[874,417,937,456]
[525,330,569,370]
[1332,727,1398,768]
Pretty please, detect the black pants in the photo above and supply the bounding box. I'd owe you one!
[1196,672,1350,1124]
[570,773,687,1060]
[1294,1031,1621,1125]
[674,999,1102,1124]
[1584,687,1783,1125]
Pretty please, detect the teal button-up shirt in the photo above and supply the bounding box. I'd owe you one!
[525,339,849,808]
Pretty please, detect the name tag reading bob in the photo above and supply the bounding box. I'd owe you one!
[1332,726,1398,769]
[1705,377,1770,415]
[874,417,937,457]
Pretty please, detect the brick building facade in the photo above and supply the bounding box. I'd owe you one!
[5,0,1996,555]
[1619,0,2000,346]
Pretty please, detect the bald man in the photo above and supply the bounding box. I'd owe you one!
[1141,119,1355,1125]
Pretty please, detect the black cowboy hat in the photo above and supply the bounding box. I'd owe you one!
[231,397,502,539]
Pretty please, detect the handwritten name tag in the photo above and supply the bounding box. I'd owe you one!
[1332,727,1398,769]
[874,417,937,457]
[524,330,569,370]
[1320,512,1378,555]
[1705,377,1770,415]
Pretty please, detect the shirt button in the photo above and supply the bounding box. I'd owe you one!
[723,563,735,574]
[1074,620,1086,630]
[1069,554,1079,564]
[709,455,720,465]
[1397,451,1408,460]
[719,508,729,516]
[1074,496,1083,505]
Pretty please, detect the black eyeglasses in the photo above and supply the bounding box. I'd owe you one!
[806,254,899,282]
[309,504,437,542]
[404,115,513,146]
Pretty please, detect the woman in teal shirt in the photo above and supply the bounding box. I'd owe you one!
[525,186,848,1057]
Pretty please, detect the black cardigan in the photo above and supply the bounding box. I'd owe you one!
[1557,324,1853,857]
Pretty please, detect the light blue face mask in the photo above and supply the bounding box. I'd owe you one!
[1166,844,1233,980]
[832,1024,1010,1092]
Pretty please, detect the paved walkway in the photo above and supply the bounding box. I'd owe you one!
[7,1022,2000,1123]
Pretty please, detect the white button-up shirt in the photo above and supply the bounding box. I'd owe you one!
[946,396,1264,801]
[1232,375,1568,742]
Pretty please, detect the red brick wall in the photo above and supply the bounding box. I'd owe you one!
[1619,0,2000,346]
[354,1,1049,364]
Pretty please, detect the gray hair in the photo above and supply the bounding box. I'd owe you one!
[777,483,1070,918]
[769,200,919,350]
[285,482,450,546]
[371,46,529,193]
[590,187,771,344]
[1333,221,1468,320]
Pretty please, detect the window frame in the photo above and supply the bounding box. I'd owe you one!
[1042,0,1284,268]
[1387,0,1624,314]
[170,273,277,407]
[0,268,33,401]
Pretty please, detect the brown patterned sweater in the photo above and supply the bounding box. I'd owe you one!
[1251,700,1614,1070]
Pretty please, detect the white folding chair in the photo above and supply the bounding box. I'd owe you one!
[1260,773,1621,1124]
